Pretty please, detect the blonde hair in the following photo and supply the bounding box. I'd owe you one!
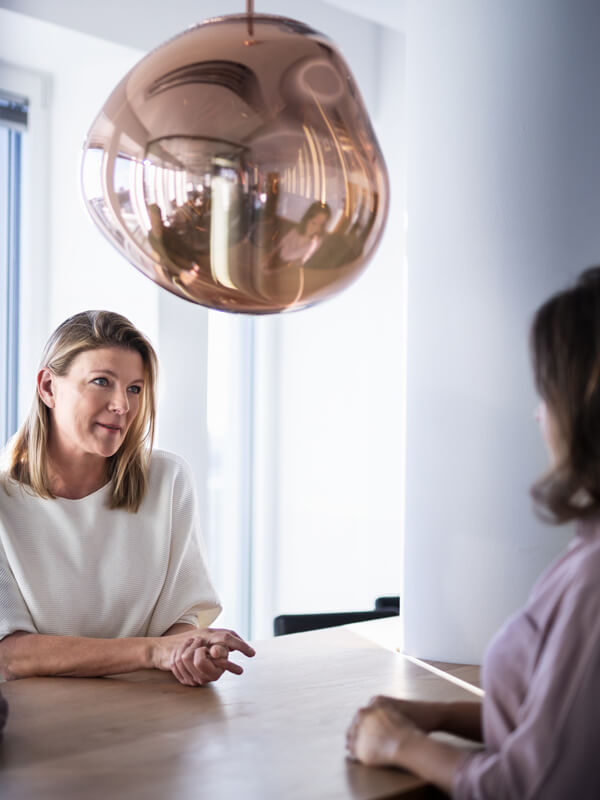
[7,310,157,512]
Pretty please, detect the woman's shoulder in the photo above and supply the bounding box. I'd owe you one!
[148,450,194,483]
[0,470,33,507]
[562,518,600,586]
[528,523,600,623]
[0,444,13,492]
[145,451,198,517]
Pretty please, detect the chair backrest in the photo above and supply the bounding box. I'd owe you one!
[374,596,400,612]
[273,603,399,636]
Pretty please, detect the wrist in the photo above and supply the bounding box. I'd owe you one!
[393,726,428,769]
[428,702,446,732]
[147,637,162,670]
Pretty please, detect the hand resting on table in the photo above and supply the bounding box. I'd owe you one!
[154,627,256,687]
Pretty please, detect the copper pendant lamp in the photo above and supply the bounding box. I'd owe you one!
[81,2,389,314]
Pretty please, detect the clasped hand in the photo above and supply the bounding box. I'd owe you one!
[155,628,256,686]
[346,696,422,767]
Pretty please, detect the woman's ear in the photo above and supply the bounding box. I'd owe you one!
[37,368,56,408]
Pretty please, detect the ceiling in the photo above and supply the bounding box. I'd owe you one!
[0,0,406,52]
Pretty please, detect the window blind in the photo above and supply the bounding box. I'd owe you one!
[0,91,28,130]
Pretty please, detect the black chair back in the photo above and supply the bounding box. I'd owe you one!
[273,596,400,636]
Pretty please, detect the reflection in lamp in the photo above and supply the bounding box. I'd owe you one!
[211,173,236,290]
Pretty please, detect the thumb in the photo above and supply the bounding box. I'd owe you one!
[209,644,229,660]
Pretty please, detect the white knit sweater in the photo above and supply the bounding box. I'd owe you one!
[0,450,221,640]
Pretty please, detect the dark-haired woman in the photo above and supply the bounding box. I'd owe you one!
[346,267,600,798]
[0,310,254,686]
[272,202,331,267]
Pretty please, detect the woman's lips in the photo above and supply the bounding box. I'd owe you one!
[97,422,122,433]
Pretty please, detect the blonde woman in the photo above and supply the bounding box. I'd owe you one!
[0,311,254,685]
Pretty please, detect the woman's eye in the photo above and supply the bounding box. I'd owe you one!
[128,385,141,394]
[92,377,108,386]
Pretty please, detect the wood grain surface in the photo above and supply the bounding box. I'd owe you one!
[0,624,480,800]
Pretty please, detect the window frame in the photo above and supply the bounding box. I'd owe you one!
[0,62,50,431]
[0,118,23,443]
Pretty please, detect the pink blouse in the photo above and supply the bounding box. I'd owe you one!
[453,519,600,799]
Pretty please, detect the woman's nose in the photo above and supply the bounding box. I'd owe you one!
[534,401,544,424]
[108,388,129,414]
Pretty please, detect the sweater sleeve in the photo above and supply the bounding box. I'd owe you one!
[145,458,221,636]
[453,581,600,799]
[0,521,37,641]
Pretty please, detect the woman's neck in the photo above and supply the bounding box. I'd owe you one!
[46,444,109,500]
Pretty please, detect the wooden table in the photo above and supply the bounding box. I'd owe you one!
[0,621,481,799]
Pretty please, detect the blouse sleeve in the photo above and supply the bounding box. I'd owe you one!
[453,581,600,799]
[0,521,37,641]
[145,458,221,636]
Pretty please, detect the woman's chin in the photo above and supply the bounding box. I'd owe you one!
[90,430,125,459]
[92,441,122,459]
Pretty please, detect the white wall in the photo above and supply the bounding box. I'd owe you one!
[402,0,600,663]
[259,26,406,629]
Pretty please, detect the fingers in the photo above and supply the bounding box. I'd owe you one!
[171,639,199,686]
[192,647,225,682]
[217,631,256,658]
[345,709,365,760]
[228,634,256,658]
[200,628,256,659]
[170,639,216,686]
[369,695,385,706]
[170,639,245,687]
[168,629,256,687]
[213,658,244,676]
[208,644,229,660]
[368,694,392,708]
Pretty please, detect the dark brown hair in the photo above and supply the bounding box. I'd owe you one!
[298,202,331,235]
[530,266,600,523]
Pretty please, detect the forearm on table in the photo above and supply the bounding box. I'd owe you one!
[399,699,482,742]
[397,728,471,795]
[0,631,155,680]
[435,701,482,741]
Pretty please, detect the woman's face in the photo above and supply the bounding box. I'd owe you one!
[535,400,562,465]
[305,212,328,238]
[38,346,145,460]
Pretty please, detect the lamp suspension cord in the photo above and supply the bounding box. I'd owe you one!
[247,0,254,36]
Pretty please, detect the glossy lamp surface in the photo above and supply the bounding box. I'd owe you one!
[82,14,389,313]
